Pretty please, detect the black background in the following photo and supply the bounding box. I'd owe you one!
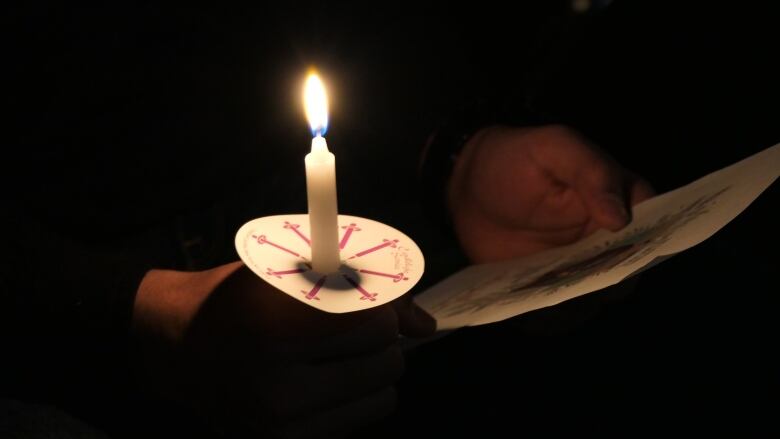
[5,1,779,436]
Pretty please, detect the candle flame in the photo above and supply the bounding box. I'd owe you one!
[304,71,328,137]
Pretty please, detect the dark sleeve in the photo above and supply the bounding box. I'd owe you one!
[0,204,152,407]
[415,3,598,231]
[417,99,557,231]
[1,4,197,411]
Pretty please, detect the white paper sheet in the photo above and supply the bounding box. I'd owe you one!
[415,143,780,330]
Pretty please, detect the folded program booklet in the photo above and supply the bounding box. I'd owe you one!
[415,143,780,331]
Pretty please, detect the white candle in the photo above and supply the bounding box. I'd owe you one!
[304,72,341,273]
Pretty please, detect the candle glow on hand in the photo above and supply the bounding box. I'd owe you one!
[304,71,341,274]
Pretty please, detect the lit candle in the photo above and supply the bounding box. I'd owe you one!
[303,71,341,274]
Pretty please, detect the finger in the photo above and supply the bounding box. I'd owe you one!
[625,171,656,206]
[529,126,629,231]
[262,344,404,419]
[571,161,629,232]
[279,387,398,439]
[391,294,436,338]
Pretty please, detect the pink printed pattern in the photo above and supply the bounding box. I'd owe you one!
[339,223,361,249]
[266,267,307,278]
[301,276,327,300]
[358,269,408,282]
[343,275,378,301]
[251,220,413,303]
[284,221,311,246]
[348,239,399,259]
[252,234,301,258]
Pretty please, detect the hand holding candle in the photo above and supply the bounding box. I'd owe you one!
[304,72,341,274]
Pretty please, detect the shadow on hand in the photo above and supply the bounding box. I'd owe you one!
[175,264,402,437]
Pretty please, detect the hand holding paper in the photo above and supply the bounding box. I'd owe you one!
[418,142,780,330]
[449,124,655,263]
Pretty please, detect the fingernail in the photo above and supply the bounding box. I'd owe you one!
[600,194,629,223]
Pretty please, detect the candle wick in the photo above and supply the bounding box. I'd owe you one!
[311,135,330,154]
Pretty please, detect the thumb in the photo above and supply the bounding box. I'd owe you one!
[574,164,631,232]
[392,294,436,338]
[529,125,631,231]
